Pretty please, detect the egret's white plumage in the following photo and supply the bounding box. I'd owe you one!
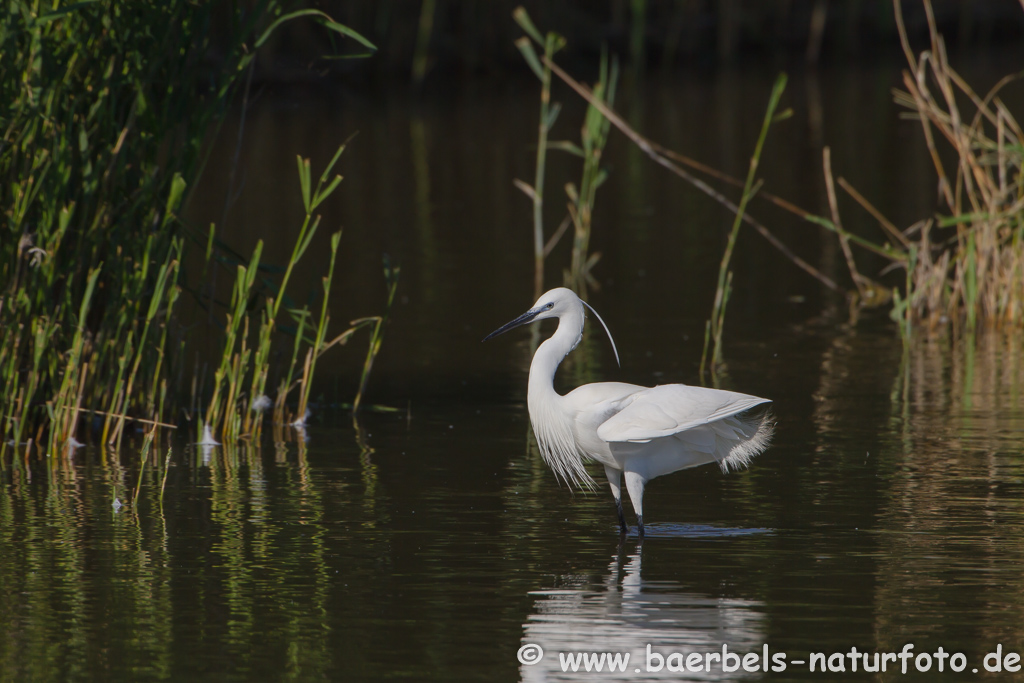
[484,287,773,536]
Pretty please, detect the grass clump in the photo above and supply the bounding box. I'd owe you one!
[203,147,402,443]
[700,74,789,379]
[892,0,1024,332]
[0,2,388,456]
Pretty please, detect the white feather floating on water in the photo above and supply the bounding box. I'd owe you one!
[198,424,220,446]
[251,395,272,413]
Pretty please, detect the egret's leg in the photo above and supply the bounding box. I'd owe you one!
[604,465,627,534]
[624,470,646,538]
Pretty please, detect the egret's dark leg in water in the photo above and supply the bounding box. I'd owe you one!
[616,499,627,535]
[637,515,645,539]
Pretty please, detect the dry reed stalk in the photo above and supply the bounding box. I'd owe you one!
[836,178,912,250]
[542,55,841,293]
[62,408,177,430]
[894,0,1024,329]
[823,147,871,298]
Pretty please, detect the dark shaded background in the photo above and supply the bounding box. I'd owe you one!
[228,0,1024,83]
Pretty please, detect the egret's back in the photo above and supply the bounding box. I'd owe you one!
[611,402,772,482]
[567,382,773,482]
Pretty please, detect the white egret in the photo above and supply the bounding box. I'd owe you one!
[484,287,773,537]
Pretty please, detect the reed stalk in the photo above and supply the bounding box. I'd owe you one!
[563,52,618,293]
[411,0,437,85]
[132,430,155,510]
[891,0,1024,329]
[111,239,181,447]
[205,244,262,440]
[541,56,838,293]
[538,1,1021,345]
[296,232,342,421]
[352,259,401,414]
[700,74,788,378]
[47,267,100,454]
[159,447,172,509]
[0,2,377,453]
[513,7,566,298]
[202,145,398,440]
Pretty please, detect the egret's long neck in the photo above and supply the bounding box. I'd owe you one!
[528,306,584,401]
[525,302,594,489]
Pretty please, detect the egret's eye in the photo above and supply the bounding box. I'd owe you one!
[543,302,554,311]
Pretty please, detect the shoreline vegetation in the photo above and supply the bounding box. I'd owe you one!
[512,1,1023,382]
[1,2,388,459]
[2,0,1022,460]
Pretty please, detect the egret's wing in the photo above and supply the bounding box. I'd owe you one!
[596,384,771,443]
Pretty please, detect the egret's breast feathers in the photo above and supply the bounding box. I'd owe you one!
[529,397,596,490]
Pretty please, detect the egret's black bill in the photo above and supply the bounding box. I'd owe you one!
[482,307,540,342]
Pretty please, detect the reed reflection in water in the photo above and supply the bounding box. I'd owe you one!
[1,324,1024,681]
[0,441,345,682]
[810,326,1024,662]
[878,332,1024,654]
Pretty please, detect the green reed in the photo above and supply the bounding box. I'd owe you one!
[295,231,342,423]
[351,257,401,414]
[272,148,348,425]
[514,7,618,297]
[0,2,381,456]
[46,267,100,456]
[562,50,618,293]
[700,73,788,379]
[203,147,399,442]
[513,7,565,298]
[132,429,155,509]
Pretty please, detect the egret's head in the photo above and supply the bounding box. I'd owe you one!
[482,288,619,366]
[530,287,579,320]
[482,288,579,341]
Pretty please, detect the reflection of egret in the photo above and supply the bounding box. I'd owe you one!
[485,288,773,536]
[521,542,765,682]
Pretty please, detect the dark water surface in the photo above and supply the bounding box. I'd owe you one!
[4,56,1024,681]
